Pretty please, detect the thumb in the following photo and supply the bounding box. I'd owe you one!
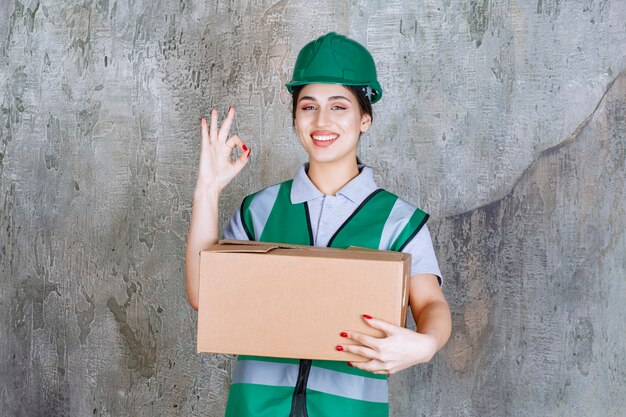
[227,135,251,172]
[363,314,397,336]
[234,147,251,171]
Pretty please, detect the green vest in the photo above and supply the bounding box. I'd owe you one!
[225,179,428,417]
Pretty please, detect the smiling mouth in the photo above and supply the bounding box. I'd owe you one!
[311,133,338,147]
[311,134,338,141]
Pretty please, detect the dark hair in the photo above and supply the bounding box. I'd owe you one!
[291,85,374,126]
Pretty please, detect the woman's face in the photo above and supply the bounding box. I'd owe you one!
[294,84,371,166]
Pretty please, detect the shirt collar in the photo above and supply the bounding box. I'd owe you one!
[290,163,379,205]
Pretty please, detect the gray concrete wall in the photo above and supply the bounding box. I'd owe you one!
[1,1,624,416]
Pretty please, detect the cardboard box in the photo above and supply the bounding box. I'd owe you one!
[197,239,411,361]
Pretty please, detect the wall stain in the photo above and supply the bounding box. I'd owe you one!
[106,294,157,378]
[536,0,561,20]
[5,1,25,56]
[7,66,28,128]
[68,3,93,71]
[571,316,594,376]
[440,203,497,373]
[75,291,95,345]
[10,277,60,339]
[25,0,40,33]
[77,101,101,138]
[96,0,109,18]
[45,115,62,172]
[468,0,490,48]
[61,83,73,101]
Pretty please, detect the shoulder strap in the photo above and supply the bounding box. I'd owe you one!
[240,192,257,240]
[240,180,313,245]
[328,189,429,251]
[327,189,397,249]
[388,207,429,252]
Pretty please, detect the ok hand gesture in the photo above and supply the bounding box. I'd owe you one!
[196,107,251,193]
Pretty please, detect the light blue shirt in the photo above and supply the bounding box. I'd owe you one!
[223,163,442,282]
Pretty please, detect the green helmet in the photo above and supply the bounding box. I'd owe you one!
[285,32,383,104]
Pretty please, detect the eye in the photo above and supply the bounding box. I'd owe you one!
[331,105,347,110]
[300,105,317,111]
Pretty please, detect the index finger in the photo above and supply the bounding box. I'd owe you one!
[344,330,381,350]
[362,315,398,336]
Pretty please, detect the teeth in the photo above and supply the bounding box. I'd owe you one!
[312,135,338,141]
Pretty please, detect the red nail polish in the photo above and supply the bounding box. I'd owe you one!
[340,332,348,338]
[347,362,353,367]
[363,314,373,320]
[247,149,252,157]
[336,345,343,351]
[242,144,248,151]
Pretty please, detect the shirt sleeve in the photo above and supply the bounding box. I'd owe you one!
[222,205,250,240]
[401,224,442,286]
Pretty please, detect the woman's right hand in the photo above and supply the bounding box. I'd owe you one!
[196,107,251,194]
[186,106,250,310]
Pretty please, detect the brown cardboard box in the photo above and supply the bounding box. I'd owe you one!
[197,239,411,361]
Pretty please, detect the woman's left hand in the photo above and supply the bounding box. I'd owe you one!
[337,315,439,375]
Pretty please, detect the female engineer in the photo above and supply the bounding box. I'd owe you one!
[185,32,452,417]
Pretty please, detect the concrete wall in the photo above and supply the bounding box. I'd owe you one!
[1,1,624,416]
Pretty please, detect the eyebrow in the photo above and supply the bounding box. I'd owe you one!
[298,95,352,103]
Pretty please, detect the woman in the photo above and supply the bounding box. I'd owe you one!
[186,32,451,417]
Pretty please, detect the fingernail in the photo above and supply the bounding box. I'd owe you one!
[228,106,233,112]
[363,314,373,320]
[242,144,248,151]
[347,362,353,367]
[336,345,343,351]
[340,332,348,338]
[247,149,251,157]
[201,117,205,124]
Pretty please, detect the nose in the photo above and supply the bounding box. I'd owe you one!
[316,107,331,127]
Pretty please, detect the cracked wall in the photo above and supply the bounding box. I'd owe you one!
[1,1,625,416]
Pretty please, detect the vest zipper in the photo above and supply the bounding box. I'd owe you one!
[289,359,312,417]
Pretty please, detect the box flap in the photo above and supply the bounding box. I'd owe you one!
[347,245,409,261]
[208,244,278,253]
[346,245,377,252]
[219,239,311,250]
[218,239,408,261]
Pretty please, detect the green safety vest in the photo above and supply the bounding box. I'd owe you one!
[225,179,428,417]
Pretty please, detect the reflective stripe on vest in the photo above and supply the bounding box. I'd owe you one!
[243,183,281,242]
[227,178,428,417]
[233,359,388,403]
